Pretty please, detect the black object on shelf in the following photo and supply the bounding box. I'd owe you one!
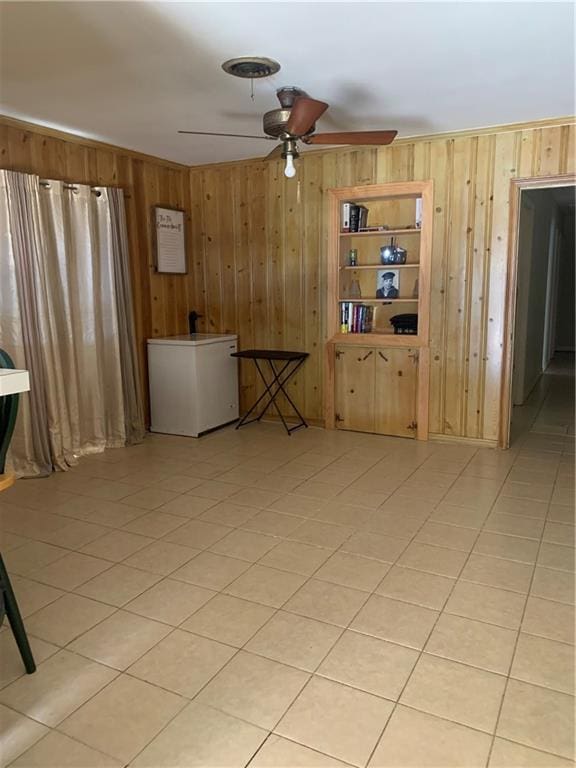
[390,313,418,335]
[188,311,202,335]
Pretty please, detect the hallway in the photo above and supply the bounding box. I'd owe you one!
[511,352,575,446]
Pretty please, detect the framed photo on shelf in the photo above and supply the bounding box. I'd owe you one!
[153,206,187,274]
[376,269,399,299]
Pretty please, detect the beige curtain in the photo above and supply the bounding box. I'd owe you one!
[0,171,144,476]
[107,187,145,445]
[0,171,52,475]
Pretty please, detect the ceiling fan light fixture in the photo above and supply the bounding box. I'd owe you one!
[284,153,296,178]
[221,57,281,79]
[281,138,299,179]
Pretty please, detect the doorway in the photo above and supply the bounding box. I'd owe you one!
[501,177,575,448]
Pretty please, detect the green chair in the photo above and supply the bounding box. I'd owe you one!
[0,348,36,674]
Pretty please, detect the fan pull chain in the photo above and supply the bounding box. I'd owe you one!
[250,78,254,101]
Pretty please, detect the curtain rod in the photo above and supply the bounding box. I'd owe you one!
[39,180,131,199]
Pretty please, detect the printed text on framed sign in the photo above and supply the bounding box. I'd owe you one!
[154,206,187,274]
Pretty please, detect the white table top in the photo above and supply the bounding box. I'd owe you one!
[0,369,30,396]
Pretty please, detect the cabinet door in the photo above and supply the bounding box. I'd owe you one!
[374,348,418,437]
[334,346,375,432]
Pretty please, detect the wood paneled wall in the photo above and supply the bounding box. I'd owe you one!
[191,120,575,442]
[0,117,196,419]
[1,116,574,441]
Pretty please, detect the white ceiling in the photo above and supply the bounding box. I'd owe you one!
[0,1,574,166]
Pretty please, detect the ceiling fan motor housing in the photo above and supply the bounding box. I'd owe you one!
[263,109,291,138]
[263,109,317,139]
[263,87,314,138]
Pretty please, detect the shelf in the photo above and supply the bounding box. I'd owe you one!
[338,298,418,304]
[340,228,421,238]
[340,264,420,270]
[328,332,424,348]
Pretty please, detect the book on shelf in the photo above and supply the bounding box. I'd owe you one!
[358,225,390,232]
[415,198,423,229]
[340,302,374,334]
[342,203,369,233]
[349,205,360,233]
[342,203,352,233]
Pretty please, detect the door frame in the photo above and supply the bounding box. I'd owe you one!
[499,173,575,449]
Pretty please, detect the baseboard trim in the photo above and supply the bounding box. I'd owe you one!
[429,433,499,449]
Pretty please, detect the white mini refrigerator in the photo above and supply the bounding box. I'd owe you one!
[147,334,239,437]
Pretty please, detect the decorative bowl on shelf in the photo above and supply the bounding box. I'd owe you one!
[380,238,407,265]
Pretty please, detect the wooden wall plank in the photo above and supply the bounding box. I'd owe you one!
[538,127,564,176]
[188,169,208,325]
[282,171,304,415]
[482,130,520,440]
[302,154,324,420]
[426,139,451,435]
[217,168,237,334]
[245,162,269,408]
[518,129,537,178]
[267,160,285,351]
[412,141,431,182]
[202,168,224,333]
[442,137,475,436]
[464,134,494,438]
[231,164,256,410]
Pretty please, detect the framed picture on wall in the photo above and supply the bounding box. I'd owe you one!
[153,206,187,274]
[376,269,399,299]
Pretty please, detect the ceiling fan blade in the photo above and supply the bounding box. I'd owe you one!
[303,130,397,145]
[265,144,283,160]
[178,130,275,140]
[286,97,329,137]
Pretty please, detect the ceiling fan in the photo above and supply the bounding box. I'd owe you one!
[178,86,397,178]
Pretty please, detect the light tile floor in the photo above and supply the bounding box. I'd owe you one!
[0,360,574,767]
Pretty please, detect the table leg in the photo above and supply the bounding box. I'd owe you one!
[0,555,36,674]
[268,358,308,433]
[235,358,308,435]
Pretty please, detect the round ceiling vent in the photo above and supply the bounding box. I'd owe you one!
[221,57,281,79]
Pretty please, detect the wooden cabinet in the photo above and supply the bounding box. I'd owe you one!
[334,346,419,437]
[374,348,419,437]
[334,346,376,433]
[326,181,432,440]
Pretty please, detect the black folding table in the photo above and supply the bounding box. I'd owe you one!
[231,349,309,436]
